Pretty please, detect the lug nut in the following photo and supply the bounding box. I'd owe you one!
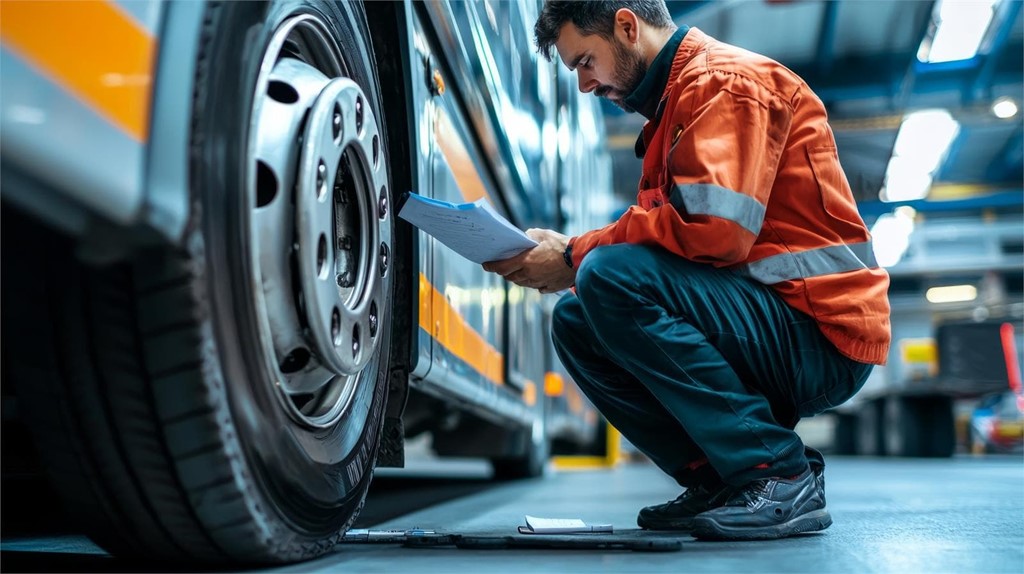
[316,160,327,199]
[379,243,390,276]
[332,103,342,141]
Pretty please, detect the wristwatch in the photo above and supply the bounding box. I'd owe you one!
[562,242,574,269]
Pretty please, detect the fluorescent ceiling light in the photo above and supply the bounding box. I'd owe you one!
[992,97,1019,119]
[891,110,960,169]
[870,209,916,267]
[926,284,978,303]
[880,109,960,202]
[918,0,1000,63]
[881,159,935,202]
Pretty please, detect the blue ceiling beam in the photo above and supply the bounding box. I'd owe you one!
[988,124,1024,180]
[666,1,716,22]
[813,69,1021,108]
[799,43,1022,108]
[894,0,940,110]
[971,0,1024,102]
[857,189,1024,219]
[815,0,840,77]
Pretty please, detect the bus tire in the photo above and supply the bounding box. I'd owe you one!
[4,0,395,564]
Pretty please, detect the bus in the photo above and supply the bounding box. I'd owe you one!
[0,0,615,564]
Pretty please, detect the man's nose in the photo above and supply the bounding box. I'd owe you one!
[577,70,597,94]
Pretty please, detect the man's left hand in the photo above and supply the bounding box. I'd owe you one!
[482,228,575,294]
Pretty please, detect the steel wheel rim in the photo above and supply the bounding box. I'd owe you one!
[246,13,391,429]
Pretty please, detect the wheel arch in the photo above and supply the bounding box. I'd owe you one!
[363,0,420,466]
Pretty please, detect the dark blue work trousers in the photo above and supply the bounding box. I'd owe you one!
[552,244,872,487]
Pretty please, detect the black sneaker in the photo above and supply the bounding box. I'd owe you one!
[637,483,734,530]
[813,464,825,505]
[691,467,831,540]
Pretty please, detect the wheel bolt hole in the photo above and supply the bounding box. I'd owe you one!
[317,234,328,278]
[316,160,327,201]
[268,80,298,104]
[379,242,390,277]
[279,347,310,374]
[331,308,342,347]
[332,103,342,143]
[369,301,378,338]
[378,186,388,219]
[355,96,364,133]
[352,323,361,358]
[256,160,278,208]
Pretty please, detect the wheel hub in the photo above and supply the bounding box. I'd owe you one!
[248,15,391,428]
[296,77,383,376]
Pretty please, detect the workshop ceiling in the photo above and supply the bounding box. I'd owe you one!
[603,0,1024,219]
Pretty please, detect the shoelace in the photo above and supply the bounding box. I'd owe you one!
[673,485,707,502]
[731,479,772,508]
[666,483,717,505]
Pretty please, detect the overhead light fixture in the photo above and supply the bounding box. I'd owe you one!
[992,97,1019,119]
[926,285,978,304]
[880,110,959,202]
[880,159,935,203]
[870,208,916,267]
[918,0,1000,63]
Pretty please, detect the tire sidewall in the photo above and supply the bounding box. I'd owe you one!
[190,0,392,535]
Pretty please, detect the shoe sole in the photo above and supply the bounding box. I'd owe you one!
[636,516,695,531]
[691,509,832,541]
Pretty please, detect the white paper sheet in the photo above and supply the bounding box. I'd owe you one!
[398,192,537,264]
[521,515,614,534]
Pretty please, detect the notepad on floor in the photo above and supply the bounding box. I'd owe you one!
[518,515,613,534]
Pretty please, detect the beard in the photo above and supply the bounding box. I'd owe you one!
[599,36,648,113]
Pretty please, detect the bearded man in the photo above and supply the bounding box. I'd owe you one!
[483,0,891,541]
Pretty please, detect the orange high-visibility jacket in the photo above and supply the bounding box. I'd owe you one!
[568,28,891,365]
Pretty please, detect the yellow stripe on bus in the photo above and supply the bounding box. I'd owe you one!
[522,380,537,406]
[419,273,504,386]
[544,371,565,397]
[0,0,154,142]
[434,108,491,203]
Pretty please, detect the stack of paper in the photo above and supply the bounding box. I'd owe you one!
[519,515,613,534]
[398,192,537,264]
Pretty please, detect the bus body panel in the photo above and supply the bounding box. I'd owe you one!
[0,0,203,244]
[0,0,609,456]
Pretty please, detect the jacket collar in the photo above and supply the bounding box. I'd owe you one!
[623,26,689,121]
[633,27,712,159]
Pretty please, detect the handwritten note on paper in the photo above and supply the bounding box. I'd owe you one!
[398,192,537,264]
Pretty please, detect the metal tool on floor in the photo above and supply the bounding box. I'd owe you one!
[341,529,682,552]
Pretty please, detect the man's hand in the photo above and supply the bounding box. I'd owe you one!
[482,228,575,294]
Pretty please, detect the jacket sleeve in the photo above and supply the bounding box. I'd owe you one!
[570,71,793,268]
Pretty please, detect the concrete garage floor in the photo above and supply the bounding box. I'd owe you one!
[2,456,1021,573]
[274,456,1023,574]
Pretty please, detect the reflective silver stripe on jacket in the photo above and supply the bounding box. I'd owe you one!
[669,183,766,236]
[735,241,878,284]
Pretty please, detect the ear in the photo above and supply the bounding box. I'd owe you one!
[614,8,640,45]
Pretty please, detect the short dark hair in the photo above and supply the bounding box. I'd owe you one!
[534,0,675,61]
